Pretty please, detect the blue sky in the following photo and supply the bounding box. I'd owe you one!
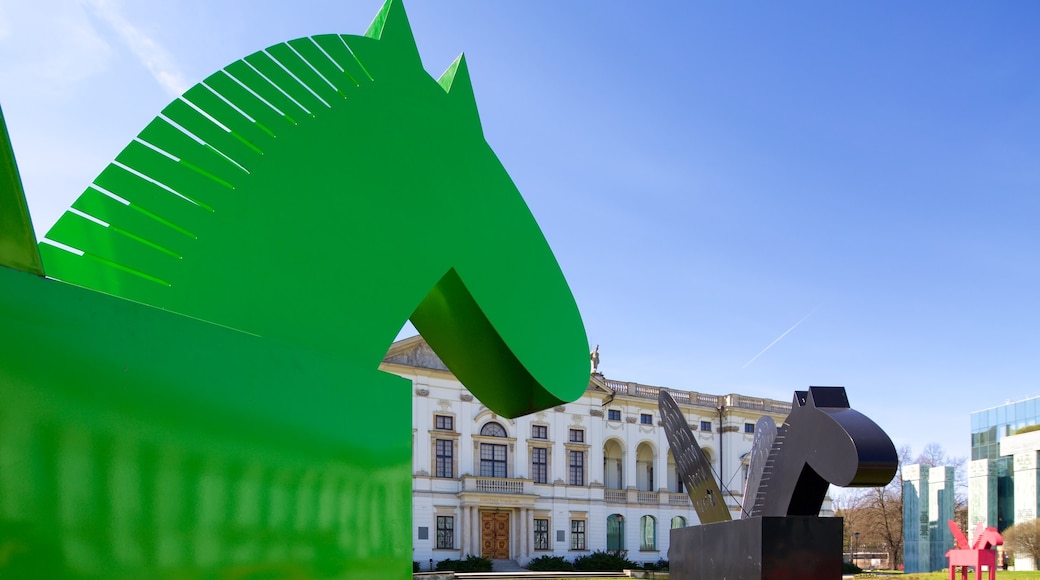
[2,1,1038,464]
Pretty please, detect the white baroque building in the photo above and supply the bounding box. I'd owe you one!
[382,336,805,567]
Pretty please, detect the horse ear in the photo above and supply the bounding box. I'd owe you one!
[364,0,421,66]
[0,103,43,276]
[437,53,483,137]
[806,386,849,409]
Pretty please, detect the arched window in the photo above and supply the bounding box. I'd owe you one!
[603,439,624,490]
[607,513,625,551]
[667,450,682,493]
[479,421,507,478]
[636,442,655,491]
[671,516,687,529]
[640,515,657,550]
[480,422,507,437]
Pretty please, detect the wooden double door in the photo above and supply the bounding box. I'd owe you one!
[480,511,510,559]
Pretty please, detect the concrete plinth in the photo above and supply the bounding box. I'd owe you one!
[668,516,843,580]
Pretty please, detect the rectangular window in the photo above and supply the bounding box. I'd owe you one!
[436,516,454,549]
[534,518,550,550]
[608,409,621,421]
[434,415,453,431]
[532,447,548,484]
[532,424,548,439]
[744,422,755,434]
[435,439,454,478]
[700,421,712,432]
[640,413,653,425]
[571,520,586,550]
[479,443,507,478]
[569,428,584,443]
[569,450,585,486]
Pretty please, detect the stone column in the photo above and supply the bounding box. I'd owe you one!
[518,508,525,559]
[1014,451,1040,570]
[928,466,955,570]
[471,507,480,557]
[528,508,535,558]
[902,463,930,573]
[460,506,470,555]
[968,459,997,530]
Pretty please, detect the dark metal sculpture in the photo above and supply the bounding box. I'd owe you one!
[664,386,898,580]
[741,415,776,518]
[659,390,731,523]
[753,387,897,517]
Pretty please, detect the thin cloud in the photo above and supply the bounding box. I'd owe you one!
[742,306,819,369]
[0,0,114,95]
[82,0,189,97]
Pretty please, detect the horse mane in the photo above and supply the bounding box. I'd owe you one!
[38,0,480,344]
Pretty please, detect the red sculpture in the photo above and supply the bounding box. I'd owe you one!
[946,520,1004,580]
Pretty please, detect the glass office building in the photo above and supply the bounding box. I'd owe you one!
[971,396,1040,531]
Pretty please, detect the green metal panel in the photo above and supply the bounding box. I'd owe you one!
[0,104,43,276]
[0,0,588,577]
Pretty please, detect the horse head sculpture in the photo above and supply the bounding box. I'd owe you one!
[753,386,898,517]
[0,1,588,576]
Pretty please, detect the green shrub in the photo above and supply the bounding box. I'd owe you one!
[573,550,638,571]
[413,561,421,573]
[526,555,574,571]
[842,561,862,574]
[435,555,493,572]
[642,558,668,570]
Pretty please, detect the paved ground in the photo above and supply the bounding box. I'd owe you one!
[491,560,526,572]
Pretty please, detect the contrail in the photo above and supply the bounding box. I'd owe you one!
[84,0,190,97]
[742,307,819,369]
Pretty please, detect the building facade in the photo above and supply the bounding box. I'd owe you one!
[969,396,1040,570]
[969,396,1040,533]
[382,336,801,567]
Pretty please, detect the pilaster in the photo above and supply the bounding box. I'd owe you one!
[902,463,930,573]
[968,459,997,530]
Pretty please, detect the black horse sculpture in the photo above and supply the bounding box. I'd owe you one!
[752,386,898,517]
[666,386,897,580]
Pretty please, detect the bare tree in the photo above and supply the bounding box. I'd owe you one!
[1003,519,1040,567]
[835,443,968,570]
[915,442,968,531]
[916,442,949,467]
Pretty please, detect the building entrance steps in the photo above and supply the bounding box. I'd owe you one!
[491,559,524,572]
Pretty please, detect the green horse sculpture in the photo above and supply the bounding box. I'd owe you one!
[0,1,589,577]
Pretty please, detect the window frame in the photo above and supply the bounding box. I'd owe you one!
[436,515,454,549]
[434,414,454,431]
[532,424,548,439]
[531,447,548,484]
[640,515,657,551]
[607,409,621,421]
[435,438,454,478]
[744,422,755,434]
[570,519,587,551]
[534,518,550,551]
[640,413,653,425]
[480,442,508,478]
[700,420,712,432]
[568,449,585,486]
[568,428,585,443]
[480,422,507,437]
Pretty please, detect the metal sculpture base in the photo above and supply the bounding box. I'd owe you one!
[669,516,843,580]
